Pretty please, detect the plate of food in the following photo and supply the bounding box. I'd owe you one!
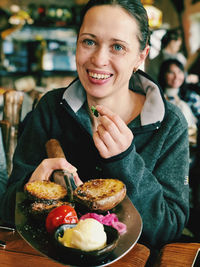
[15,177,142,267]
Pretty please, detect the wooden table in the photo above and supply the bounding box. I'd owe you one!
[2,227,200,267]
[0,229,150,267]
[154,242,200,266]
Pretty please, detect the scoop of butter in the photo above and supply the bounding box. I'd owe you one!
[59,218,107,251]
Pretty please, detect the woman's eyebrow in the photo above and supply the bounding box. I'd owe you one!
[112,38,129,45]
[79,33,96,38]
[79,34,129,45]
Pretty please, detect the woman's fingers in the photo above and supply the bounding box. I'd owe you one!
[93,130,110,157]
[98,115,121,143]
[28,158,81,185]
[73,173,83,186]
[93,105,133,158]
[96,105,130,133]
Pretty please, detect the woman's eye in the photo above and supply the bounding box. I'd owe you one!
[113,44,123,51]
[83,39,95,46]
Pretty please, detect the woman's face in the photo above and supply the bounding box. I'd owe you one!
[165,64,185,88]
[76,5,148,100]
[167,38,182,54]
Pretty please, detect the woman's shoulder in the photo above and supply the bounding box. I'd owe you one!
[42,87,67,100]
[38,87,69,109]
[165,100,188,128]
[41,78,78,102]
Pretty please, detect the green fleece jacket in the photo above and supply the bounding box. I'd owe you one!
[0,71,189,249]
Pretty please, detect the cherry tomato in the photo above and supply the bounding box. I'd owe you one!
[45,205,78,234]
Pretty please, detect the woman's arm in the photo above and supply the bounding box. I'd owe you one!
[97,108,190,248]
[0,90,80,224]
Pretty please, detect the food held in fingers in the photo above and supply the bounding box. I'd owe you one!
[91,105,99,117]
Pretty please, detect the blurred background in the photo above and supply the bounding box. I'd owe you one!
[0,2,200,241]
[0,0,199,176]
[0,0,199,90]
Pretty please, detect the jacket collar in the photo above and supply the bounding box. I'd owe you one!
[62,72,165,126]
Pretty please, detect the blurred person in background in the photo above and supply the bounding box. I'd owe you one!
[158,59,200,123]
[158,59,200,230]
[158,59,200,146]
[158,59,200,125]
[146,28,199,84]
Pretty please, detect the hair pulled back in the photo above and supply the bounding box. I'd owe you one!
[79,0,150,51]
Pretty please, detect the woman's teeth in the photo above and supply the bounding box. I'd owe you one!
[88,72,111,80]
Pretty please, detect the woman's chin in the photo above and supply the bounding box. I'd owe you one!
[87,90,109,99]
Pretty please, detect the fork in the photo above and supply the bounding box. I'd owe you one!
[0,226,15,232]
[0,240,6,248]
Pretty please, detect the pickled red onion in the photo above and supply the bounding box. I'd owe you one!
[79,212,127,234]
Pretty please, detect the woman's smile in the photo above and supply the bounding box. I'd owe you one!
[87,70,113,84]
[76,5,145,100]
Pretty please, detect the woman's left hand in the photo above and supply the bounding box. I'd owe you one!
[93,105,133,158]
[28,158,83,186]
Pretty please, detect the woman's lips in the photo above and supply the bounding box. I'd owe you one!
[87,70,113,84]
[88,71,112,80]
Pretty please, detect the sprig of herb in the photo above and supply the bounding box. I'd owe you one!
[91,106,99,117]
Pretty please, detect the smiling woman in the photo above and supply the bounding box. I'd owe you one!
[76,4,148,101]
[0,0,190,251]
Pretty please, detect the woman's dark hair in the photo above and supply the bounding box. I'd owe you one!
[158,58,185,90]
[161,28,182,50]
[78,0,150,51]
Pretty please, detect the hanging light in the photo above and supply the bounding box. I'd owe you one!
[9,5,33,25]
[141,0,154,4]
[141,0,163,29]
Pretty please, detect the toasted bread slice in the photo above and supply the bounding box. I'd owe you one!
[30,201,72,219]
[31,201,71,214]
[73,179,126,212]
[24,181,67,202]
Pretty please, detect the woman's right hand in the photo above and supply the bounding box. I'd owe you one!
[28,158,83,186]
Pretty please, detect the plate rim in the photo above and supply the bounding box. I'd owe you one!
[15,191,142,267]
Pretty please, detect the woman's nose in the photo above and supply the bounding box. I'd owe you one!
[174,72,179,79]
[91,47,109,66]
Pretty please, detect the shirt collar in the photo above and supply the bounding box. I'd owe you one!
[62,73,165,126]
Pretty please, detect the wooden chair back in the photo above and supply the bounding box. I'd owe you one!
[0,89,24,175]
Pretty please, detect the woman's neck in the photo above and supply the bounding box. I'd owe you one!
[87,89,145,128]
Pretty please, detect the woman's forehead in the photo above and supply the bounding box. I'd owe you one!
[80,5,139,42]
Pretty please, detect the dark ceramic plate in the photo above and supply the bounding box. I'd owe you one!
[54,224,119,262]
[15,192,142,267]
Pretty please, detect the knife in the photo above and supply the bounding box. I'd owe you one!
[52,169,76,203]
[45,139,77,203]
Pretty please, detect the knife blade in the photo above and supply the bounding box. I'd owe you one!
[52,169,77,203]
[46,139,77,203]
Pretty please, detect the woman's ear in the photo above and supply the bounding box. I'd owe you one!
[141,45,150,61]
[135,45,150,70]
